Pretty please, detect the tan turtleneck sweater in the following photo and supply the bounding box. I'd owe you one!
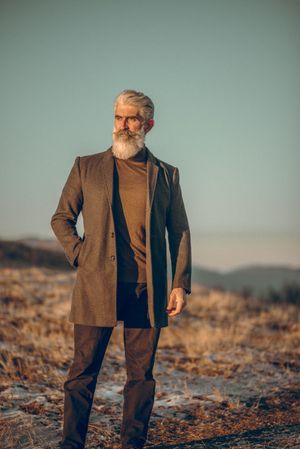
[112,146,148,282]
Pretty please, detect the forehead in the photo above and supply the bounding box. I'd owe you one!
[114,102,142,117]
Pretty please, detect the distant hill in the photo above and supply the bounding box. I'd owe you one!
[191,264,300,296]
[17,237,62,252]
[0,238,299,296]
[0,239,70,270]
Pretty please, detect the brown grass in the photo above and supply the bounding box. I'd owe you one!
[0,267,299,448]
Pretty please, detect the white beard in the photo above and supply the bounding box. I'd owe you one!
[112,127,146,159]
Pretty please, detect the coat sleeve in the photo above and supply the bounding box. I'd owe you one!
[166,167,192,295]
[50,156,84,268]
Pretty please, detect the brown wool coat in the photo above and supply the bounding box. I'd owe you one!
[50,146,192,328]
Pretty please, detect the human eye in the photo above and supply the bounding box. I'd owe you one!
[128,116,139,124]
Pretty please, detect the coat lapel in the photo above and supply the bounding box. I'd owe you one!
[101,146,159,213]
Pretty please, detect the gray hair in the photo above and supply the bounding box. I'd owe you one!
[114,89,154,121]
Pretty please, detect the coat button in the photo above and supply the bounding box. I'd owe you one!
[111,232,115,238]
[111,255,115,261]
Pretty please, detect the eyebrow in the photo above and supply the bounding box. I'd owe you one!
[114,114,141,119]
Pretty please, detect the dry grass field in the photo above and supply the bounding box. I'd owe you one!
[0,267,299,448]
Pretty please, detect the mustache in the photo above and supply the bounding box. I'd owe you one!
[113,129,144,138]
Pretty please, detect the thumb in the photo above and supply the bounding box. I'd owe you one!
[166,293,176,310]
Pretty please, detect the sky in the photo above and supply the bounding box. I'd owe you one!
[1,0,299,270]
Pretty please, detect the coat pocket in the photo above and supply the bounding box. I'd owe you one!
[77,235,89,267]
[77,234,105,272]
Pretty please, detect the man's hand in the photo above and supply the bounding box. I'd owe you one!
[166,287,187,317]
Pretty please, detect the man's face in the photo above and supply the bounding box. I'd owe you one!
[112,102,153,160]
[114,103,145,134]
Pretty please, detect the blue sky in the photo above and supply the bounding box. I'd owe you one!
[1,0,299,269]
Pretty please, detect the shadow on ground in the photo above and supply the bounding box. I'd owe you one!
[149,423,300,448]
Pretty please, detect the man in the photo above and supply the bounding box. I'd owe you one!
[51,89,192,449]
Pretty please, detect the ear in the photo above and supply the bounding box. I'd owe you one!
[144,119,155,134]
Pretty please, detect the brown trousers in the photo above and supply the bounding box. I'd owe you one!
[59,282,161,449]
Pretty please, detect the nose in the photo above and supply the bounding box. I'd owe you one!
[121,117,129,130]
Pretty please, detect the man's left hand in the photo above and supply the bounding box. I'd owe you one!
[166,287,187,317]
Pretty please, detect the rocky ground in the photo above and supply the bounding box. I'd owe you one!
[0,267,299,448]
